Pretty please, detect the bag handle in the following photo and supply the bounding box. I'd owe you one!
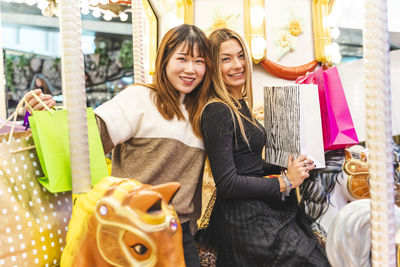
[4,98,25,143]
[26,90,54,115]
[0,110,18,131]
[10,144,36,154]
[1,90,54,143]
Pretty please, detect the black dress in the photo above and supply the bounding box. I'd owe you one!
[200,100,330,267]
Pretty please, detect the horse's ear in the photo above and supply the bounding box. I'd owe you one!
[361,152,368,162]
[344,149,352,160]
[123,191,163,214]
[151,182,181,204]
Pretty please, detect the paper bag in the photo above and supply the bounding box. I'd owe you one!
[0,131,72,266]
[264,84,325,168]
[296,67,359,150]
[29,108,108,192]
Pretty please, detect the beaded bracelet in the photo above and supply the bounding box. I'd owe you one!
[280,171,292,201]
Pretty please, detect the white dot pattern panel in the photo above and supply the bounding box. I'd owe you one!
[0,131,72,266]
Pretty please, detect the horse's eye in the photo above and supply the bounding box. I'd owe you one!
[131,243,148,255]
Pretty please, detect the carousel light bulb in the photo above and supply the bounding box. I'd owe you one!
[37,0,49,10]
[99,0,108,5]
[26,0,36,6]
[119,12,128,21]
[251,36,267,60]
[250,6,265,28]
[92,8,101,18]
[324,43,332,58]
[103,11,113,21]
[330,42,340,53]
[89,0,99,6]
[332,51,342,65]
[329,42,341,64]
[110,0,118,2]
[81,6,90,15]
[330,27,340,39]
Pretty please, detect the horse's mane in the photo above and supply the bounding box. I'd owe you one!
[300,143,400,221]
[300,149,345,220]
[60,177,135,266]
[326,199,372,267]
[393,141,400,182]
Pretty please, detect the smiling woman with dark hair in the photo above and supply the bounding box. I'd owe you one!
[25,24,212,267]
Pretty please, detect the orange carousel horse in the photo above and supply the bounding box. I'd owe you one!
[60,176,185,267]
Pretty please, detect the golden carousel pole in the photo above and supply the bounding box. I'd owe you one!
[59,0,91,194]
[0,9,6,119]
[364,0,396,265]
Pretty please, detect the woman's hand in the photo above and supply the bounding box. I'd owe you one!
[286,154,316,188]
[24,89,56,113]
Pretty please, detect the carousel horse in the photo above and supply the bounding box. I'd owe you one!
[300,142,400,232]
[326,199,400,267]
[60,176,185,267]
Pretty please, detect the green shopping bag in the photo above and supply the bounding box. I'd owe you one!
[29,108,108,192]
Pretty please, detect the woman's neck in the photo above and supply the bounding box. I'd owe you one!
[179,93,185,105]
[228,86,243,100]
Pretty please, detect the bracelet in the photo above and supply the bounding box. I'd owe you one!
[280,171,292,201]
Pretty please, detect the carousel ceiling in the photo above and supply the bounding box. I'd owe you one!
[0,0,399,58]
[0,1,132,35]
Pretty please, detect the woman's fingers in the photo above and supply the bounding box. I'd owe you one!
[287,155,318,186]
[307,164,316,171]
[25,89,55,111]
[295,155,307,163]
[288,154,294,165]
[32,99,55,111]
[26,89,43,101]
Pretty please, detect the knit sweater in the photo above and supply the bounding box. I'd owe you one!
[94,85,205,228]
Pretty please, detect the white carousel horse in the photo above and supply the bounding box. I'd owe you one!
[326,199,400,267]
[300,142,400,232]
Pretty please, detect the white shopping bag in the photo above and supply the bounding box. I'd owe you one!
[264,84,325,168]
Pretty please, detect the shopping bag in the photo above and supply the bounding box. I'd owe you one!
[296,67,359,150]
[29,108,108,192]
[264,84,325,168]
[0,130,72,266]
[0,118,26,134]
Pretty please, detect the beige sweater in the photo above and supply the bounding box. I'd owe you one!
[94,85,205,231]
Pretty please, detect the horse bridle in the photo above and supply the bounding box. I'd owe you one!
[342,158,370,199]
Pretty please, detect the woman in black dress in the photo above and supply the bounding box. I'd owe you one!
[200,28,330,267]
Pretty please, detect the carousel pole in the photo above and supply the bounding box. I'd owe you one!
[131,0,147,84]
[0,9,7,119]
[364,0,396,266]
[59,0,91,194]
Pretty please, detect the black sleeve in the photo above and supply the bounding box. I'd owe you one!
[201,102,280,200]
[262,161,282,176]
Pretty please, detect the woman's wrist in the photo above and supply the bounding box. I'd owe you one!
[279,171,292,200]
[277,176,286,192]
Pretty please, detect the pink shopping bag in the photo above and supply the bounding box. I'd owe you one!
[296,66,359,150]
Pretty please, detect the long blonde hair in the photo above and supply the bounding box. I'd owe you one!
[207,28,260,145]
[146,24,212,137]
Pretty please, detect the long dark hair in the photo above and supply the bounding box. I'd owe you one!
[149,24,212,137]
